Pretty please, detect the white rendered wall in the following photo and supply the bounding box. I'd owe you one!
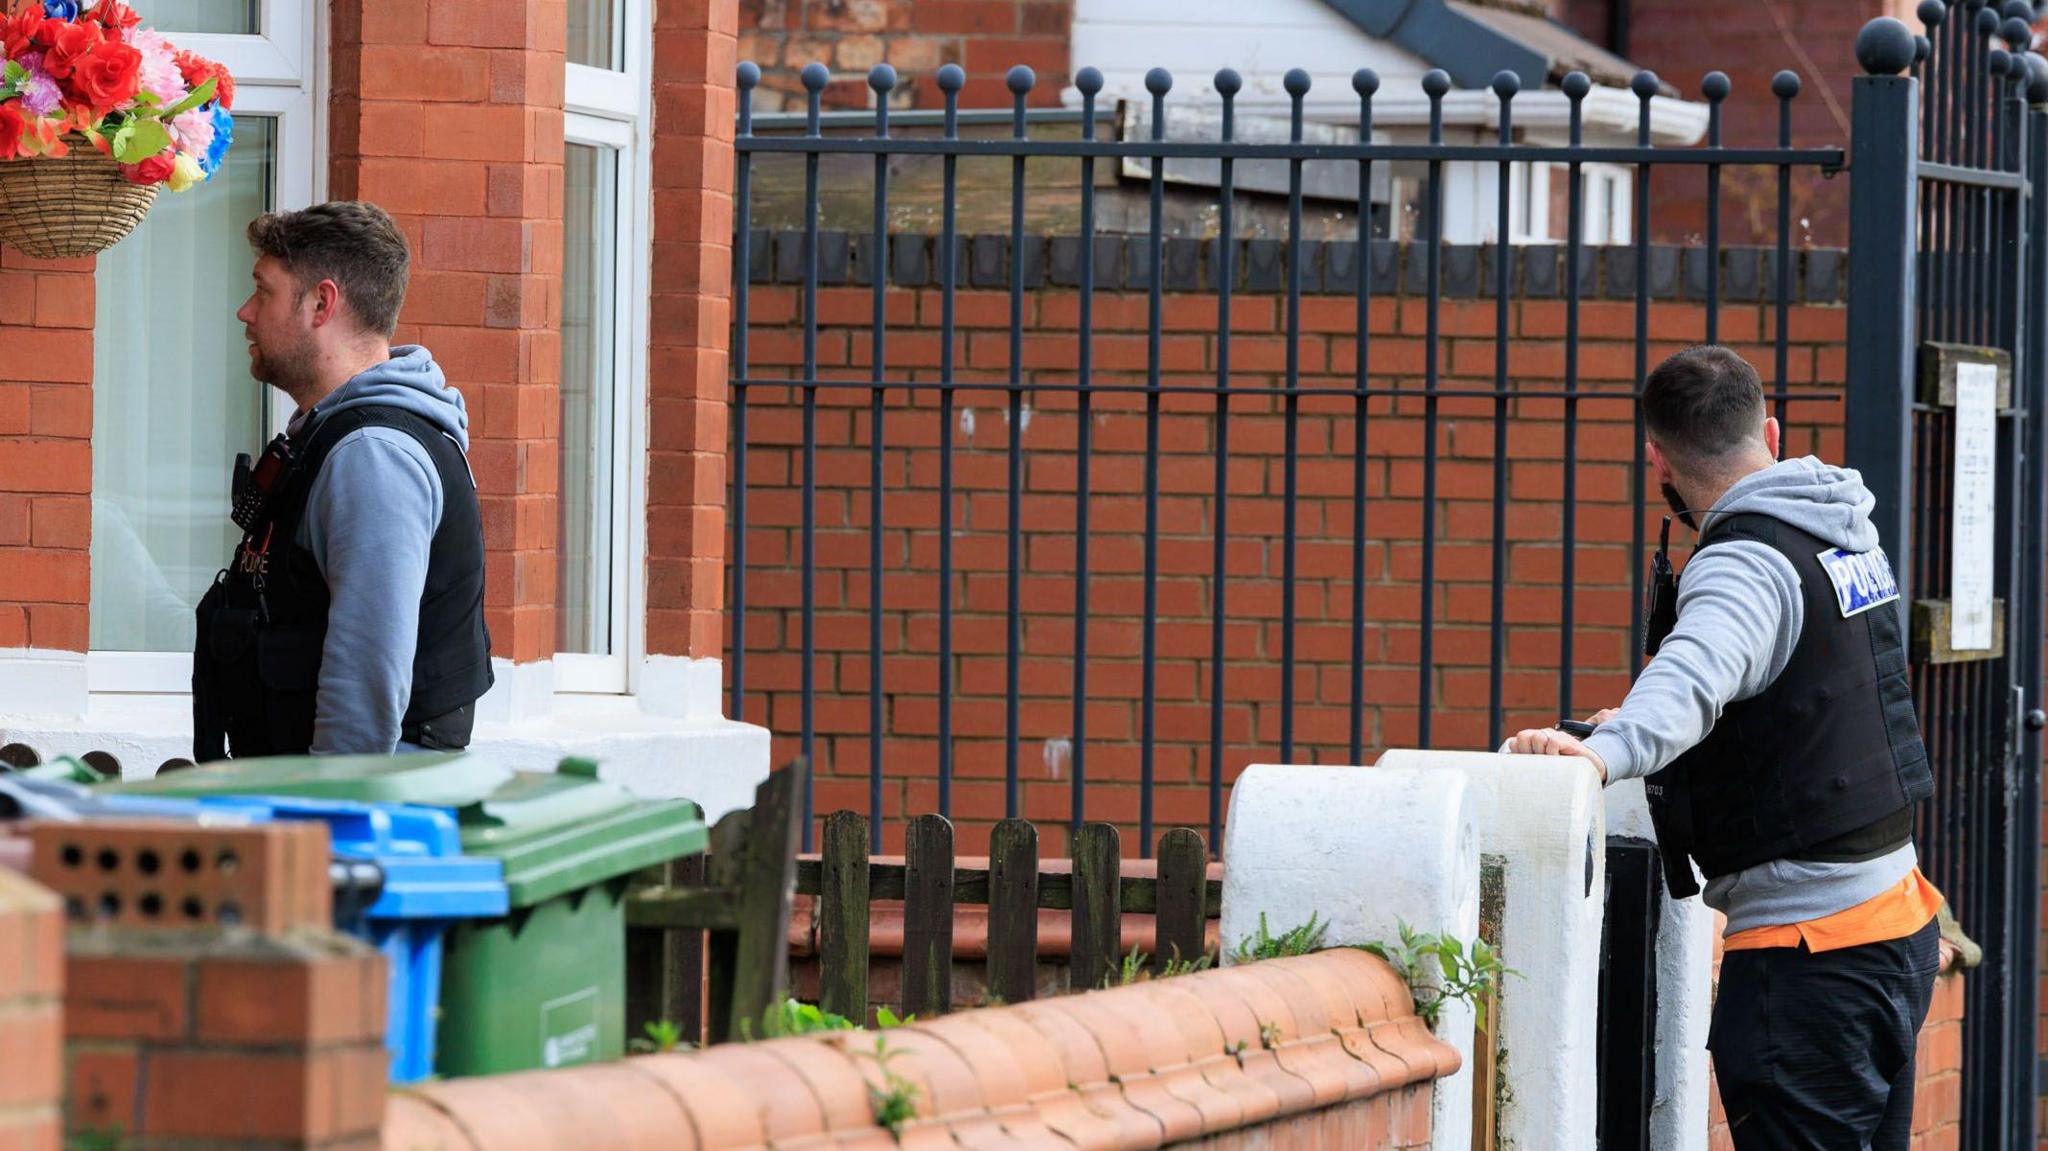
[1219,763,1480,1151]
[1378,749,1604,1151]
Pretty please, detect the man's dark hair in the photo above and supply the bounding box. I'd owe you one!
[1642,345,1767,466]
[246,201,410,337]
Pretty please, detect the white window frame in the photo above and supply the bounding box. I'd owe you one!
[556,0,651,696]
[85,0,322,696]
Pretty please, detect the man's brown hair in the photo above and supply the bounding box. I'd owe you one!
[246,201,410,337]
[1641,345,1768,467]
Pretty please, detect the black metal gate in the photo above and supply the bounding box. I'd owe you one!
[1844,8,2044,1146]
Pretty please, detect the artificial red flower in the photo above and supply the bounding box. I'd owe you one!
[1,4,47,57]
[40,18,98,79]
[0,101,23,161]
[119,148,172,184]
[66,38,137,114]
[173,49,233,110]
[91,1,139,30]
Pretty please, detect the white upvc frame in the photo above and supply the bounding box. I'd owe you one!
[85,1,321,696]
[555,0,651,696]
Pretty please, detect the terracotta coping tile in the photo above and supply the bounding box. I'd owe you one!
[1025,998,1154,1082]
[755,1036,886,1133]
[1235,963,1335,1040]
[950,1010,1071,1099]
[873,1025,988,1120]
[690,1044,840,1143]
[625,1052,770,1149]
[396,1075,572,1151]
[1338,1028,1415,1091]
[940,1115,1045,1150]
[821,1133,900,1151]
[1232,1046,1320,1116]
[1010,1001,1112,1088]
[383,1095,480,1151]
[911,1014,1035,1109]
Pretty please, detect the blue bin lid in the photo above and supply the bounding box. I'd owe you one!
[199,796,507,921]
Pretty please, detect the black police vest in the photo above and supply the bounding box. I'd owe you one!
[191,405,493,761]
[1642,511,1931,899]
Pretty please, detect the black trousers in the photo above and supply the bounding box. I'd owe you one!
[1708,917,1941,1151]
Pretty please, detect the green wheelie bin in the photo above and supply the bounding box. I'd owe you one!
[100,753,707,1076]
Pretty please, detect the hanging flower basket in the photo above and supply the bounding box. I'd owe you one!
[0,0,235,259]
[0,146,152,257]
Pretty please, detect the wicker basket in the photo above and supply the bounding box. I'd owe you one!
[0,148,159,260]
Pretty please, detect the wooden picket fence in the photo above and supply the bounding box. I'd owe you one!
[621,760,1223,1045]
[800,811,1221,1021]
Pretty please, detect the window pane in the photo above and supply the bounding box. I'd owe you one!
[567,0,621,70]
[558,142,620,656]
[142,0,259,35]
[91,116,276,653]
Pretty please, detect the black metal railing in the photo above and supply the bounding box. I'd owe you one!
[728,57,1847,856]
[1848,8,2044,1146]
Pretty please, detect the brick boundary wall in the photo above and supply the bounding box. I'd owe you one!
[384,947,1453,1150]
[28,819,389,1151]
[738,0,1075,113]
[0,249,96,652]
[0,867,62,1151]
[727,235,1851,857]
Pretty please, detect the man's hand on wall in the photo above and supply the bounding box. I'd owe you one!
[1506,727,1609,783]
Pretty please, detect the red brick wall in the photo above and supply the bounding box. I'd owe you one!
[738,0,1073,112]
[0,868,62,1151]
[1559,0,1885,247]
[649,0,742,659]
[329,0,568,664]
[728,258,1849,853]
[0,250,96,652]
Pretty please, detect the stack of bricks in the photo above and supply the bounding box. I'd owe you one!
[328,0,568,665]
[738,0,1073,112]
[28,820,388,1151]
[0,867,62,1151]
[0,248,95,653]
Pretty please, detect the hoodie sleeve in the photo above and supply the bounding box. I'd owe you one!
[1583,540,1806,782]
[300,427,446,754]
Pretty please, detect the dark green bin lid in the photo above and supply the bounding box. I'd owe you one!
[458,760,706,908]
[99,752,514,807]
[99,754,707,907]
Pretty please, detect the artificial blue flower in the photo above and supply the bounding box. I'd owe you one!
[201,102,233,178]
[42,1,78,20]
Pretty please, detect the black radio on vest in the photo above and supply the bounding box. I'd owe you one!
[1637,513,1932,900]
[191,405,493,762]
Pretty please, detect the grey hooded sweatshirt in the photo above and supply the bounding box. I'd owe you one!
[285,346,473,755]
[1582,456,1920,935]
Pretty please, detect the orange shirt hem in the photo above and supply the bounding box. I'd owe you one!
[1722,867,1943,953]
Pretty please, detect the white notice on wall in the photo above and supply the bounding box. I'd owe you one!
[1952,361,1998,651]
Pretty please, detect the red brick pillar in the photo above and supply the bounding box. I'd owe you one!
[647,0,738,661]
[328,0,567,665]
[0,250,95,652]
[29,820,387,1151]
[0,867,62,1151]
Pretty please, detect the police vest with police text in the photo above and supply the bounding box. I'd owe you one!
[1643,511,1931,899]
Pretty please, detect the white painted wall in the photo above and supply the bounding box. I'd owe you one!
[1219,763,1479,1151]
[0,650,771,824]
[1380,749,1605,1151]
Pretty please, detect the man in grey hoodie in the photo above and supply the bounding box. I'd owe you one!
[1511,346,1941,1149]
[192,201,493,759]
